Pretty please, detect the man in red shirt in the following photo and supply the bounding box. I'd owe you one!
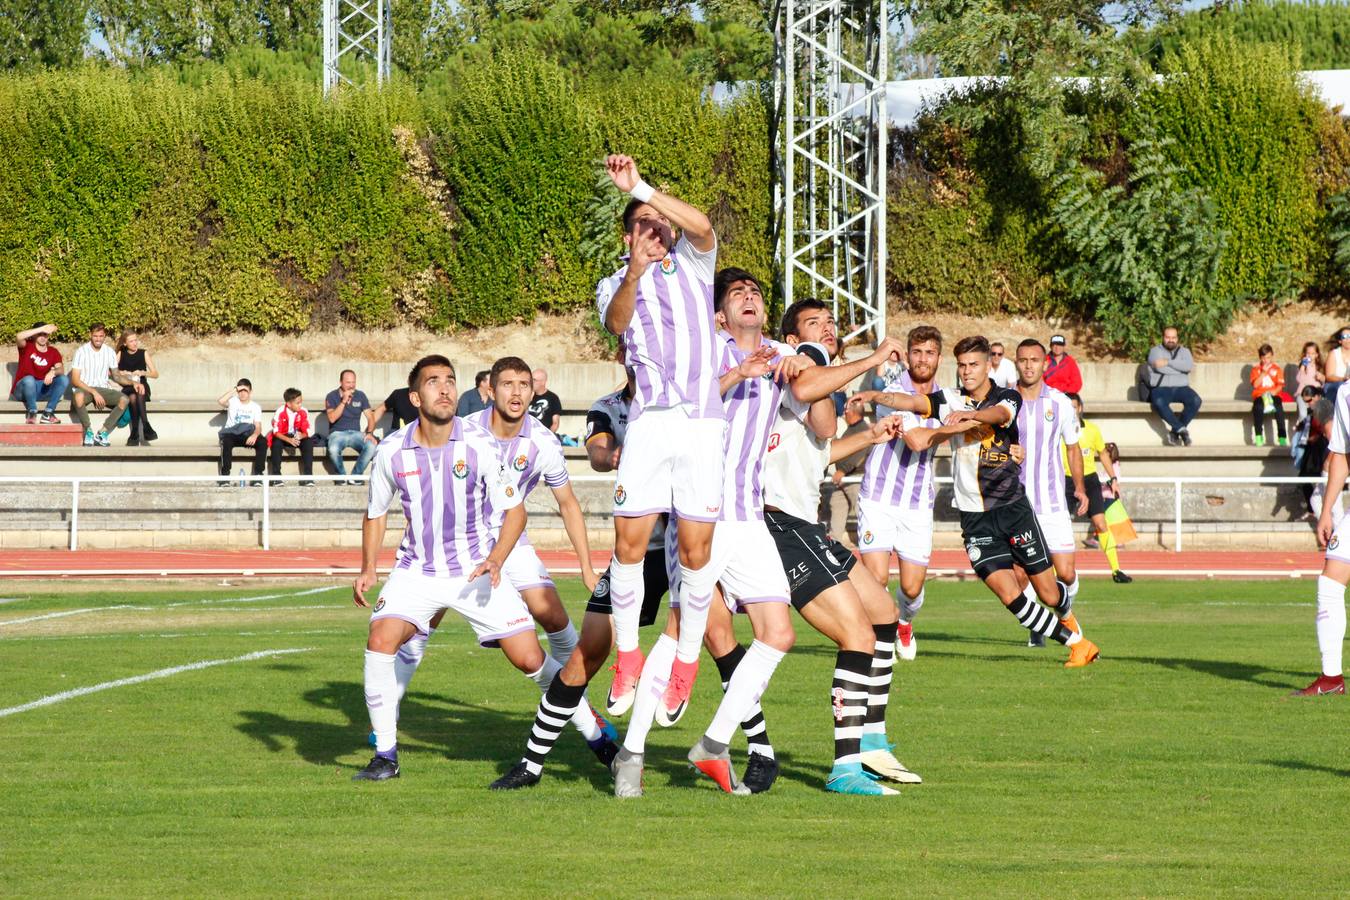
[1045,334,1083,395]
[10,323,70,424]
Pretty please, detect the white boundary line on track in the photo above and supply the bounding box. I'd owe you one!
[0,647,315,718]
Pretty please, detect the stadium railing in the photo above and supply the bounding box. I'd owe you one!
[0,473,1327,554]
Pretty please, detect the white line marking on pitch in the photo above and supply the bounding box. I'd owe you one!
[0,648,315,718]
[0,587,341,627]
[0,605,143,627]
[0,598,29,605]
[164,586,338,608]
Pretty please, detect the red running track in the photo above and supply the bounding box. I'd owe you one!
[0,547,1328,579]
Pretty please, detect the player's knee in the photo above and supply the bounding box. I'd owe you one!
[900,574,924,600]
[510,644,546,675]
[761,618,795,653]
[677,544,710,569]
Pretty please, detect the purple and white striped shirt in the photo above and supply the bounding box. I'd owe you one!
[1016,384,1082,515]
[366,420,521,578]
[467,408,569,545]
[717,332,805,522]
[595,234,722,422]
[859,372,942,511]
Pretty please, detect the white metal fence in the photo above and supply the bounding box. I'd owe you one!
[0,474,1329,553]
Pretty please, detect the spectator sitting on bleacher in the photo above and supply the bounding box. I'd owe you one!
[11,323,69,425]
[1146,326,1202,447]
[115,330,158,446]
[368,384,416,439]
[1323,326,1350,402]
[1249,343,1288,447]
[269,387,314,486]
[455,370,491,417]
[989,341,1018,389]
[324,369,375,483]
[1296,341,1326,422]
[216,378,265,485]
[70,323,132,448]
[1045,334,1083,394]
[528,367,562,433]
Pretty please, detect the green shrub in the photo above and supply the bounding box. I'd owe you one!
[1131,0,1350,71]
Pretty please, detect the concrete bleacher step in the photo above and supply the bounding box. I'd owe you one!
[0,423,85,447]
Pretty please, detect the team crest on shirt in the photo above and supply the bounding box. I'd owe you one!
[659,256,677,276]
[967,545,982,562]
[452,459,468,479]
[1044,406,1055,422]
[1331,536,1340,551]
[374,598,386,612]
[614,484,627,506]
[512,453,529,471]
[594,578,610,597]
[505,486,515,498]
[862,530,874,545]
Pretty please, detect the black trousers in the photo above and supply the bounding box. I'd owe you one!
[269,437,314,476]
[219,431,266,476]
[1252,395,1287,439]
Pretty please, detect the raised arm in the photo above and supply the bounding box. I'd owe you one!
[16,324,56,348]
[216,387,236,409]
[790,336,906,403]
[830,416,900,464]
[606,154,713,251]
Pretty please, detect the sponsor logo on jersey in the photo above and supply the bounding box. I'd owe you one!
[1010,530,1034,547]
[395,468,421,478]
[831,686,845,722]
[614,484,627,506]
[767,432,781,452]
[512,453,528,471]
[507,617,530,628]
[659,256,677,276]
[706,504,720,514]
[452,459,468,479]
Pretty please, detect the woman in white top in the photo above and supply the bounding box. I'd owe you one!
[1324,327,1350,402]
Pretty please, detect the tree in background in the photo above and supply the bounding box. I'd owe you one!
[0,0,87,70]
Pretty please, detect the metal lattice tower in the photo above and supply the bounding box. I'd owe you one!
[322,0,392,96]
[774,0,889,346]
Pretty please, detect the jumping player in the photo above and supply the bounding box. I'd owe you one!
[352,356,567,781]
[597,154,727,721]
[888,336,1099,667]
[761,299,923,796]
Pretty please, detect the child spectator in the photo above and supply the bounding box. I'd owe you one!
[1295,341,1325,422]
[216,378,265,485]
[1249,343,1287,447]
[116,330,158,445]
[11,323,68,424]
[269,388,314,486]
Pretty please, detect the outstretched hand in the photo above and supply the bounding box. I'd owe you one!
[628,222,666,272]
[737,344,775,380]
[870,415,903,444]
[606,154,640,192]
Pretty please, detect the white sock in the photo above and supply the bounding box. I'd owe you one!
[1021,583,1037,606]
[1067,577,1080,602]
[364,650,399,754]
[1317,575,1347,677]
[899,588,924,624]
[393,628,433,706]
[609,557,645,653]
[622,633,677,754]
[546,622,578,666]
[674,562,719,664]
[705,640,785,746]
[527,654,601,741]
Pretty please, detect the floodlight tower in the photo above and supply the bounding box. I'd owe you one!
[322,0,392,96]
[775,0,889,346]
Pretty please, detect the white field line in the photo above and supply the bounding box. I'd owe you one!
[0,605,142,627]
[0,587,341,627]
[164,586,338,607]
[0,598,28,605]
[3,628,345,644]
[0,647,315,718]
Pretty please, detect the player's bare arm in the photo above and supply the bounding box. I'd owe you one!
[830,416,900,464]
[353,513,388,607]
[605,154,715,251]
[1319,451,1348,547]
[16,323,56,347]
[902,416,980,453]
[854,390,931,415]
[806,396,837,440]
[471,504,528,587]
[603,223,666,335]
[944,403,1012,428]
[551,483,599,592]
[790,336,907,403]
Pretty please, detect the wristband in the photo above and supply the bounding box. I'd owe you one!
[629,179,655,203]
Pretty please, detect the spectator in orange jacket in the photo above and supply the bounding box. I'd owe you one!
[1045,334,1083,394]
[1249,343,1288,447]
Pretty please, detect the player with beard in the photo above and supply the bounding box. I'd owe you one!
[352,356,563,781]
[880,336,1100,667]
[760,300,923,796]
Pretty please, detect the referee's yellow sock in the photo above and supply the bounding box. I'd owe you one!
[1098,530,1120,571]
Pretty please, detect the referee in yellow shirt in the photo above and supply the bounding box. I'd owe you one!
[1062,393,1132,584]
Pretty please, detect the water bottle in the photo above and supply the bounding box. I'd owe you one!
[236,466,245,488]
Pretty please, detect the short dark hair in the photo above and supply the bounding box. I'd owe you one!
[235,378,252,390]
[780,298,829,341]
[474,370,490,387]
[89,323,106,334]
[622,198,649,234]
[952,335,991,358]
[407,354,455,391]
[490,356,532,387]
[1065,391,1082,408]
[1258,343,1274,356]
[714,267,764,314]
[1017,338,1047,355]
[283,387,302,403]
[908,325,942,352]
[339,368,355,380]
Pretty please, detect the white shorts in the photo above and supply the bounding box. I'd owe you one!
[711,519,790,612]
[613,406,726,523]
[503,541,554,593]
[857,499,934,567]
[372,566,534,647]
[1328,519,1350,565]
[1035,510,1076,556]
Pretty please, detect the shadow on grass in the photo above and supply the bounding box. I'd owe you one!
[1262,759,1350,778]
[648,748,831,792]
[1111,656,1305,689]
[236,680,612,788]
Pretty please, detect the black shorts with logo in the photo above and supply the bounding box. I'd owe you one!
[1067,473,1106,518]
[959,496,1053,581]
[584,545,668,627]
[764,508,857,610]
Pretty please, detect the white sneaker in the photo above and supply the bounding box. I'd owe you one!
[896,622,917,662]
[859,746,923,784]
[613,750,644,798]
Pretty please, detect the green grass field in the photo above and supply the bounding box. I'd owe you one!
[1,577,1346,896]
